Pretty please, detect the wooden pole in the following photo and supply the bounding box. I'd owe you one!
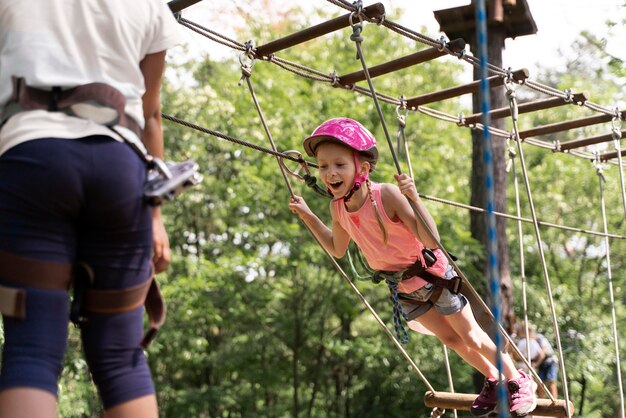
[336,39,466,87]
[424,391,574,417]
[254,3,385,57]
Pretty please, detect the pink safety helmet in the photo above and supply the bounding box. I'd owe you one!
[303,117,378,172]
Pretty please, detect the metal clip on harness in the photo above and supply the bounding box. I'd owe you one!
[143,159,203,206]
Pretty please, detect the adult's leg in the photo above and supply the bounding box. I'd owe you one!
[0,139,84,417]
[0,389,56,418]
[75,138,156,416]
[104,395,158,418]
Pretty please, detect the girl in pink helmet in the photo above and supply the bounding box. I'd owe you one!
[289,117,537,417]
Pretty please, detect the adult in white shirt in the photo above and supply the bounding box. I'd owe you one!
[0,1,182,417]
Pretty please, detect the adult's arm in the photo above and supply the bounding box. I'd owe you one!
[140,50,171,273]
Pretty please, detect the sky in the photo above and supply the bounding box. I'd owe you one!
[176,0,626,79]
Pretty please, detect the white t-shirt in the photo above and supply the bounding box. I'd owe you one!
[0,0,183,155]
[517,337,542,362]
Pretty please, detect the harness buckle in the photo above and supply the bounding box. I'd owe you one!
[448,275,463,294]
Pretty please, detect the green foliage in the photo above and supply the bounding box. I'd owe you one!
[51,3,625,417]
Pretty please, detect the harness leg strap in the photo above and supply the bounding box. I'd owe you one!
[81,267,166,348]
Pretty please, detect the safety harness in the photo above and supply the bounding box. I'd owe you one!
[0,77,184,347]
[373,248,463,298]
[2,76,142,138]
[373,248,463,344]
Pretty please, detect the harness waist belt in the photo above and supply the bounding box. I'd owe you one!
[374,248,463,295]
[2,76,142,139]
[402,263,463,294]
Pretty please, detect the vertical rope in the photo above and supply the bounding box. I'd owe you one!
[474,2,506,416]
[509,142,556,403]
[506,84,572,417]
[594,157,625,417]
[612,130,626,219]
[443,346,459,418]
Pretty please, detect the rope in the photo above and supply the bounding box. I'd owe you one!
[474,3,507,415]
[612,119,626,219]
[442,345,459,418]
[178,18,246,51]
[239,52,296,197]
[506,82,572,417]
[416,192,626,240]
[387,281,410,344]
[508,140,557,403]
[161,113,317,166]
[396,102,414,179]
[594,156,626,417]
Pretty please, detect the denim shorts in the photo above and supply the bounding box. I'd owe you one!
[398,265,468,320]
[539,359,559,381]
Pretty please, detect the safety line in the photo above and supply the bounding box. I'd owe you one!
[594,157,625,418]
[507,82,572,417]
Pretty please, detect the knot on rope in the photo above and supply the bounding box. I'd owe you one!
[350,23,364,43]
[303,173,318,188]
[387,281,409,345]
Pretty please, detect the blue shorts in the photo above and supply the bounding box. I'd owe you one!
[0,137,154,408]
[539,360,558,382]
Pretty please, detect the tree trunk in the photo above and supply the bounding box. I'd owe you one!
[468,20,514,334]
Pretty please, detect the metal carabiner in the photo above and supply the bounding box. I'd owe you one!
[611,109,622,138]
[277,150,311,181]
[396,99,408,126]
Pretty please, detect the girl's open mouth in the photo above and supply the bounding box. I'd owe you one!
[329,181,343,191]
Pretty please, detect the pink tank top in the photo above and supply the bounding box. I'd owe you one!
[334,182,448,293]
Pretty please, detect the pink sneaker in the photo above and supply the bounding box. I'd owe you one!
[508,369,538,417]
[471,376,499,417]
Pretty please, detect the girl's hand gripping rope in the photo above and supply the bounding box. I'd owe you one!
[289,195,313,220]
[394,173,418,203]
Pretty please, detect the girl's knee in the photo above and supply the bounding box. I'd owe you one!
[438,332,464,349]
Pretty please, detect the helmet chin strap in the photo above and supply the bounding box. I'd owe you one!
[340,151,369,203]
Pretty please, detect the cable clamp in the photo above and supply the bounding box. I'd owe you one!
[329,70,340,88]
[564,88,574,103]
[456,112,465,127]
[436,36,447,52]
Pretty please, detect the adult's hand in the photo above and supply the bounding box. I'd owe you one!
[152,208,171,273]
